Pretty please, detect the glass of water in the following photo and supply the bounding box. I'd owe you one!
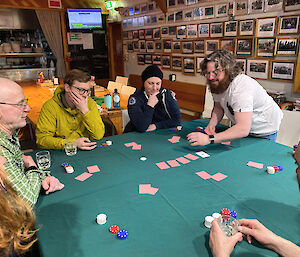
[36,150,51,170]
[217,215,239,237]
[64,142,77,156]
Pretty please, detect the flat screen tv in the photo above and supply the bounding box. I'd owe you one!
[67,9,102,29]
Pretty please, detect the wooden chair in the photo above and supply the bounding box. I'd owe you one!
[115,76,129,86]
[107,81,123,93]
[120,85,136,96]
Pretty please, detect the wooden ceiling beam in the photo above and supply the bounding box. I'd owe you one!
[154,0,167,14]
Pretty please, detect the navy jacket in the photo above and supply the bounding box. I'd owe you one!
[125,89,181,132]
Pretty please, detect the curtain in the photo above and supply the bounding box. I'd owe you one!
[35,10,66,78]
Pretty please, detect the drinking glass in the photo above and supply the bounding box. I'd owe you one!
[217,215,239,237]
[36,151,51,170]
[64,142,77,156]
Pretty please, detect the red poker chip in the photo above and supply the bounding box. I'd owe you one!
[220,208,231,215]
[109,225,119,233]
[102,143,108,147]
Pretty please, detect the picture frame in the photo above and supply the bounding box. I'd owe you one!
[236,38,254,56]
[132,30,139,39]
[153,28,161,39]
[215,3,228,18]
[193,7,204,20]
[157,14,166,24]
[278,16,300,35]
[163,39,172,53]
[167,13,175,23]
[184,10,193,21]
[123,31,128,40]
[139,40,146,52]
[177,0,186,6]
[265,0,283,12]
[169,26,177,38]
[144,16,151,25]
[204,6,215,19]
[256,17,276,37]
[210,23,223,37]
[161,27,169,38]
[138,17,144,26]
[194,40,205,54]
[139,30,145,39]
[175,11,183,22]
[140,4,147,14]
[148,3,154,12]
[182,41,194,54]
[122,19,127,28]
[128,7,134,16]
[284,0,300,11]
[145,54,152,64]
[145,28,153,39]
[155,40,162,52]
[134,5,140,15]
[235,58,247,74]
[127,31,133,40]
[270,60,295,81]
[171,56,182,71]
[256,38,276,57]
[205,39,220,55]
[186,0,197,5]
[146,40,155,53]
[187,24,198,38]
[221,39,235,54]
[152,54,161,66]
[249,0,264,14]
[198,24,210,38]
[224,21,238,37]
[247,59,269,79]
[239,19,255,36]
[127,41,133,52]
[132,18,138,27]
[196,57,205,73]
[176,25,187,39]
[275,38,298,56]
[123,8,129,17]
[151,15,157,24]
[168,0,176,8]
[234,0,248,15]
[127,19,133,27]
[137,54,145,65]
[133,41,139,52]
[162,55,171,69]
[172,41,182,53]
[183,57,196,75]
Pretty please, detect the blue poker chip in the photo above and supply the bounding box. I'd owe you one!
[97,145,103,148]
[230,210,237,219]
[277,165,283,171]
[61,162,69,167]
[117,230,128,240]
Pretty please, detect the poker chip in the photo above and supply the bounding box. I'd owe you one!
[212,213,221,219]
[177,126,182,131]
[97,145,103,148]
[61,162,69,167]
[273,166,279,172]
[117,230,128,240]
[109,225,119,233]
[140,156,147,161]
[204,216,214,228]
[267,166,275,174]
[220,208,231,215]
[102,143,108,147]
[277,165,283,171]
[106,140,112,146]
[230,210,237,219]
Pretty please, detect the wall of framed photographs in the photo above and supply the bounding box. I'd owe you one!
[121,0,300,99]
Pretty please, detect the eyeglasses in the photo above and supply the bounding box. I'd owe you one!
[204,69,224,78]
[0,98,29,109]
[72,85,90,95]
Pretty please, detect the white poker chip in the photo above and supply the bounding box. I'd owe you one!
[106,140,112,146]
[204,216,214,228]
[177,126,182,131]
[140,156,147,161]
[65,166,74,174]
[96,213,107,225]
[212,213,221,219]
[267,166,275,174]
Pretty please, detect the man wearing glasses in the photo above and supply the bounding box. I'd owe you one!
[36,69,104,150]
[187,50,283,146]
[0,78,64,207]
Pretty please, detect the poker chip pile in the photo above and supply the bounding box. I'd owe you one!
[204,208,238,228]
[97,140,113,148]
[266,165,283,174]
[61,163,74,174]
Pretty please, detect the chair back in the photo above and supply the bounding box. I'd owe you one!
[120,85,136,96]
[115,76,129,86]
[107,81,123,93]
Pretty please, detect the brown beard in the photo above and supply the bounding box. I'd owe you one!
[208,73,231,94]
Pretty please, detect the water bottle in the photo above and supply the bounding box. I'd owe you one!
[113,89,120,108]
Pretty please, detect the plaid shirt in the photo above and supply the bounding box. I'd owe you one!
[0,130,45,207]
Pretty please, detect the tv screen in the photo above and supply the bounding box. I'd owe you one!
[67,9,102,29]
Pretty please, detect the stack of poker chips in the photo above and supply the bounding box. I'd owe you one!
[266,165,283,174]
[204,208,237,228]
[293,145,298,154]
[61,163,74,174]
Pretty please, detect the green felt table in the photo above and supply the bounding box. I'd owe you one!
[35,119,299,257]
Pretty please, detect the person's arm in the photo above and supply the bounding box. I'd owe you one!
[238,219,300,257]
[205,102,224,135]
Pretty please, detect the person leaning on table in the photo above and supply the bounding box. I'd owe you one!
[124,65,181,132]
[187,50,283,146]
[36,69,105,150]
[209,142,300,257]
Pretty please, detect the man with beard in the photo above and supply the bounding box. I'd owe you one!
[187,50,282,146]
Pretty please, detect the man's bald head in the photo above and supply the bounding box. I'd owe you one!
[0,78,23,102]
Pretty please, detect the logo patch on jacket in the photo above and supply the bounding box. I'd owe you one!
[227,102,234,116]
[129,96,136,105]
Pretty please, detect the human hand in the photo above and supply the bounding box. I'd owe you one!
[70,90,89,114]
[146,124,156,132]
[187,132,210,146]
[147,92,159,108]
[22,155,37,169]
[74,137,97,150]
[209,220,243,257]
[42,176,64,195]
[205,125,216,135]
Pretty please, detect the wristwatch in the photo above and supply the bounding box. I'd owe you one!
[208,134,215,144]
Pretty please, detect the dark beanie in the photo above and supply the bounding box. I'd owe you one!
[141,65,163,84]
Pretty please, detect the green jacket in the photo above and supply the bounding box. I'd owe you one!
[36,87,104,149]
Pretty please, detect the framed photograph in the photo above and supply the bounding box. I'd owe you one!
[278,16,300,34]
[235,58,247,74]
[132,18,138,27]
[123,31,128,40]
[177,0,186,6]
[256,17,276,37]
[221,39,235,53]
[186,0,197,5]
[197,57,205,73]
[138,17,144,26]
[169,26,177,37]
[162,55,171,69]
[284,0,300,11]
[239,19,255,36]
[228,2,234,15]
[193,7,204,20]
[144,16,151,25]
[198,24,210,37]
[175,11,183,22]
[123,8,129,16]
[132,30,139,39]
[172,41,182,53]
[167,13,175,23]
[128,7,134,16]
[215,3,228,18]
[145,28,153,39]
[168,0,176,8]
[182,41,194,54]
[172,56,182,71]
[204,6,215,19]
[187,24,198,38]
[236,38,254,56]
[234,0,248,15]
[133,41,139,52]
[163,39,172,53]
[153,28,161,39]
[148,3,154,12]
[184,10,193,21]
[146,40,154,53]
[249,0,264,14]
[152,54,161,66]
[265,0,283,12]
[183,57,196,75]
[224,21,238,37]
[275,38,298,56]
[155,40,162,53]
[247,59,269,79]
[122,19,127,28]
[145,54,152,64]
[256,38,276,57]
[151,15,157,24]
[210,23,223,37]
[127,19,133,27]
[176,25,187,39]
[161,27,169,38]
[205,39,220,55]
[194,40,205,54]
[127,42,133,52]
[270,60,295,81]
[139,30,145,39]
[157,14,166,24]
[141,4,147,14]
[137,54,145,65]
[134,5,140,15]
[139,40,146,52]
[128,31,133,40]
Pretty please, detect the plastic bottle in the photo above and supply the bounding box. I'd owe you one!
[113,89,120,108]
